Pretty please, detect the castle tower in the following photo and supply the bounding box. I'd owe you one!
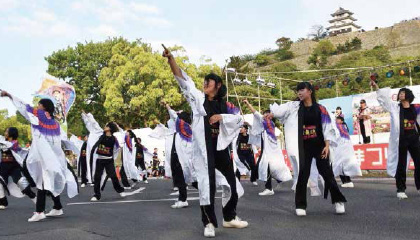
[327,7,361,36]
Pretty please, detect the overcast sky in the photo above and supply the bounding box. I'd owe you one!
[1,0,419,113]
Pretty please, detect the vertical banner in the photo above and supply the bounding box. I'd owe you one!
[319,95,354,134]
[33,74,76,134]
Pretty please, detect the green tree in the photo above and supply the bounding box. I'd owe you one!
[0,109,31,145]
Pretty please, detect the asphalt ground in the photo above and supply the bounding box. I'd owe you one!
[1,178,420,240]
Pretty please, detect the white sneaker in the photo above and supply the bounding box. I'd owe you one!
[124,187,132,190]
[335,202,345,214]
[28,212,46,222]
[171,201,189,209]
[204,223,215,238]
[223,216,248,228]
[89,183,94,187]
[173,187,179,191]
[259,189,274,196]
[341,182,354,188]
[46,209,64,217]
[0,205,7,210]
[296,209,306,216]
[144,180,149,184]
[310,187,322,197]
[90,196,99,202]
[80,183,86,188]
[252,182,258,186]
[120,192,128,198]
[397,192,408,199]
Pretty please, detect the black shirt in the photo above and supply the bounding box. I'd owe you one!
[204,99,222,139]
[80,142,87,158]
[237,134,253,156]
[402,107,418,138]
[135,144,144,161]
[302,105,324,148]
[96,136,116,157]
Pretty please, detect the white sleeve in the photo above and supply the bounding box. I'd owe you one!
[10,95,39,125]
[270,101,295,124]
[376,87,395,113]
[175,70,207,116]
[217,114,244,151]
[82,113,103,135]
[168,109,178,121]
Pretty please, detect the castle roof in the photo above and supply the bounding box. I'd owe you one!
[331,7,354,17]
[329,16,357,23]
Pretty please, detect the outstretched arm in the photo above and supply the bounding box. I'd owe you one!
[162,44,183,80]
[243,99,257,114]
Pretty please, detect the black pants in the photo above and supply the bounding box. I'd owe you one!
[201,148,238,227]
[120,166,131,188]
[295,145,346,209]
[136,158,147,181]
[93,158,124,199]
[359,120,371,144]
[79,157,88,184]
[340,175,352,184]
[36,189,62,213]
[171,148,187,202]
[0,162,36,199]
[396,136,420,192]
[265,167,273,190]
[237,153,257,183]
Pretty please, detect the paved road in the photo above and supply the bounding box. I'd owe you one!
[1,178,420,240]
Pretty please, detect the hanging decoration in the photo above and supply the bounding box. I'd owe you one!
[386,70,394,78]
[399,67,409,76]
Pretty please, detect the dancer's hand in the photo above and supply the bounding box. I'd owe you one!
[162,44,173,59]
[209,114,222,125]
[243,99,249,105]
[321,145,329,159]
[0,90,11,98]
[370,79,378,90]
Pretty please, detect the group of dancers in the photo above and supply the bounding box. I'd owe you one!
[0,45,419,238]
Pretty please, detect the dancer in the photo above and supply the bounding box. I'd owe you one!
[134,137,151,183]
[0,128,37,209]
[357,99,372,144]
[270,82,346,216]
[243,99,292,196]
[372,81,420,199]
[70,135,89,187]
[81,112,126,201]
[162,100,195,209]
[163,45,248,238]
[233,124,258,185]
[1,90,78,222]
[120,130,143,189]
[333,116,362,187]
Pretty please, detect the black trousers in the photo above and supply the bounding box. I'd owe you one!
[295,145,346,209]
[265,166,273,190]
[237,153,257,183]
[340,175,352,184]
[119,166,131,188]
[136,158,147,181]
[36,189,62,213]
[79,157,88,184]
[201,148,238,227]
[396,136,420,192]
[0,162,36,199]
[359,120,371,144]
[93,158,124,199]
[171,149,187,202]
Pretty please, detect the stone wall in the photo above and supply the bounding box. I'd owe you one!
[287,20,420,69]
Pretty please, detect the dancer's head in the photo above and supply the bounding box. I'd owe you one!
[104,122,118,135]
[336,116,344,124]
[126,129,136,139]
[336,106,342,114]
[398,88,414,103]
[204,73,226,100]
[5,127,18,140]
[360,99,366,108]
[177,111,192,125]
[296,82,316,103]
[240,124,249,134]
[263,109,273,120]
[38,98,55,118]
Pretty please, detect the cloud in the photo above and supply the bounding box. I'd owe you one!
[130,2,160,14]
[0,0,20,11]
[88,24,118,38]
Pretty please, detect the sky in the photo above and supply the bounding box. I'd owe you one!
[1,0,419,114]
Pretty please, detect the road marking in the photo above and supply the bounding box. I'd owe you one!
[67,196,222,206]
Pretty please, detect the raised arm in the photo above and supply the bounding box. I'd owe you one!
[81,112,103,135]
[161,100,178,121]
[1,90,39,125]
[243,99,257,114]
[372,80,393,112]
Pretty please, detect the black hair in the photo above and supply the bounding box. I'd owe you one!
[296,82,317,103]
[263,109,271,115]
[336,106,342,110]
[205,73,227,99]
[398,87,415,103]
[106,122,119,134]
[178,111,192,125]
[336,116,345,122]
[127,129,137,139]
[360,99,366,104]
[7,127,18,140]
[242,124,249,130]
[38,98,55,117]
